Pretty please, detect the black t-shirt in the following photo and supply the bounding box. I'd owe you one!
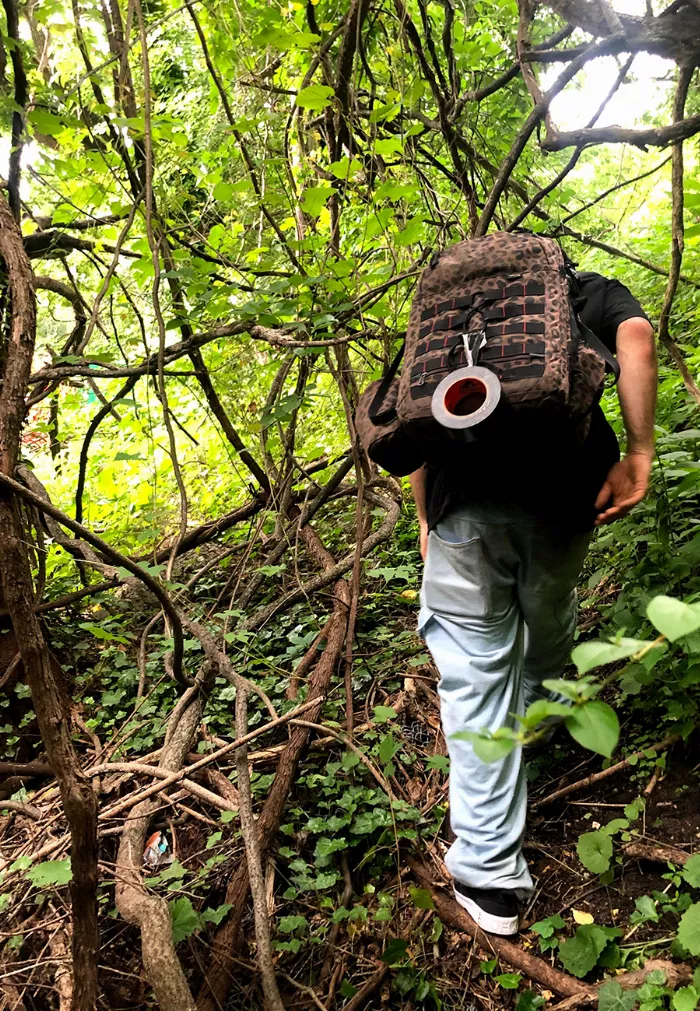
[424,272,649,533]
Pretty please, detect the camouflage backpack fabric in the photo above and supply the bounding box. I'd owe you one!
[356,231,619,476]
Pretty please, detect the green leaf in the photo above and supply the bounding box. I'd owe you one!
[572,637,647,674]
[678,902,700,955]
[495,973,522,989]
[426,755,450,772]
[78,621,130,644]
[541,678,590,701]
[530,913,565,938]
[452,730,517,763]
[375,137,403,156]
[26,859,72,887]
[473,735,516,763]
[480,958,497,974]
[558,924,609,978]
[378,733,400,763]
[647,595,700,641]
[515,992,545,1011]
[624,797,645,821]
[630,894,659,923]
[673,986,700,1011]
[408,887,435,910]
[314,837,347,860]
[565,701,619,758]
[682,855,700,888]
[339,979,358,998]
[601,818,629,837]
[329,156,361,180]
[373,705,398,724]
[369,101,401,123]
[520,699,572,728]
[341,750,360,771]
[159,860,186,881]
[296,84,335,111]
[278,915,308,934]
[301,186,334,217]
[213,181,235,201]
[395,215,424,247]
[577,831,613,874]
[170,897,201,943]
[597,940,621,969]
[29,108,64,136]
[201,903,232,926]
[381,937,409,964]
[597,981,639,1011]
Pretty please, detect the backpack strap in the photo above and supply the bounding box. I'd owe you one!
[368,342,404,424]
[567,266,620,383]
[580,323,621,383]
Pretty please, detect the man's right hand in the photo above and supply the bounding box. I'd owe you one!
[594,451,652,526]
[419,520,429,560]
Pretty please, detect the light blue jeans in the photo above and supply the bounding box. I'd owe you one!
[419,501,591,895]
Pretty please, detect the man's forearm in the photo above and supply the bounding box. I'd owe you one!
[616,317,657,456]
[409,466,428,526]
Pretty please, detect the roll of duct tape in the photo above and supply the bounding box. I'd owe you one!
[431,366,501,430]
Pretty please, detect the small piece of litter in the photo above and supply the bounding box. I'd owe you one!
[143,830,169,869]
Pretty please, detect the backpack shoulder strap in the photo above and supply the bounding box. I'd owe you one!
[567,266,621,383]
[368,342,404,424]
[579,323,621,383]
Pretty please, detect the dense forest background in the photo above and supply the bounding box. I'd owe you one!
[1,0,700,1007]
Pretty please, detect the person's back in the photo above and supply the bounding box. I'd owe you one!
[410,269,656,935]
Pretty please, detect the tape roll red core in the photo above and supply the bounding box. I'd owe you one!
[443,377,488,417]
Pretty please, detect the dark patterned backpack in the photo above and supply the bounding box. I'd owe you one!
[355,231,619,476]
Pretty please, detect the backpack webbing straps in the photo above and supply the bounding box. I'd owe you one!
[368,341,405,424]
[580,324,621,383]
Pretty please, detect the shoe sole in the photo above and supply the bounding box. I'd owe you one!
[453,887,519,936]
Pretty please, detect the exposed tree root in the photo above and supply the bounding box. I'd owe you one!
[115,694,204,1011]
[410,857,597,1000]
[411,859,691,1002]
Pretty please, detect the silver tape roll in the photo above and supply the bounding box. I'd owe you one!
[430,366,501,430]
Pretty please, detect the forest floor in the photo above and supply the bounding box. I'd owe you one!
[1,534,698,1011]
[330,664,699,1011]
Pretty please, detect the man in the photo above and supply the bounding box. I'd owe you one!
[410,271,656,936]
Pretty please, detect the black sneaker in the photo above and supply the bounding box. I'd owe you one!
[453,881,519,935]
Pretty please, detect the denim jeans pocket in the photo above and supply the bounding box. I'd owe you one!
[423,530,491,620]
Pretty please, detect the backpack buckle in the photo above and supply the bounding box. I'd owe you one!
[462,329,486,367]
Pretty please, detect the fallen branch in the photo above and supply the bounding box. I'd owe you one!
[85,761,238,815]
[0,761,53,777]
[531,734,681,810]
[101,695,322,821]
[341,965,389,1011]
[0,799,42,820]
[623,841,691,866]
[234,683,285,1011]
